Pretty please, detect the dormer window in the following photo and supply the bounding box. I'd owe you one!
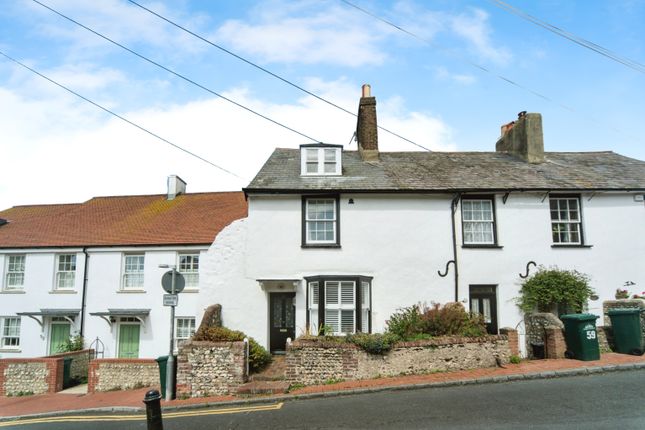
[300,144,342,176]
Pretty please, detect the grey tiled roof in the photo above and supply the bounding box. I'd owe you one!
[245,149,645,193]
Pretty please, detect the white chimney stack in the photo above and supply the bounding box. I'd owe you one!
[167,175,187,200]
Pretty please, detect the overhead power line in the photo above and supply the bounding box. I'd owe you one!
[339,0,639,142]
[0,49,242,179]
[488,0,645,75]
[126,0,432,152]
[31,0,320,144]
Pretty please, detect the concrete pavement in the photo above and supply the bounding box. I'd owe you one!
[1,352,644,421]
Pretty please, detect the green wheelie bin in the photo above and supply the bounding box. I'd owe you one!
[560,313,600,361]
[607,308,644,355]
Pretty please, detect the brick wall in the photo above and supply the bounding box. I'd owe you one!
[87,359,158,393]
[176,341,247,398]
[525,313,564,359]
[0,358,63,396]
[286,333,514,386]
[48,349,93,382]
[500,327,519,356]
[544,328,567,359]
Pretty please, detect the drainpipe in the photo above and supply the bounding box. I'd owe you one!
[80,247,89,337]
[450,194,461,302]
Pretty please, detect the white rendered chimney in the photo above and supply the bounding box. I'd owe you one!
[167,175,187,200]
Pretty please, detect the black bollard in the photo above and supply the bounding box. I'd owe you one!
[143,389,164,430]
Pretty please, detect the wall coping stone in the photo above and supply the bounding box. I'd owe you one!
[289,335,508,350]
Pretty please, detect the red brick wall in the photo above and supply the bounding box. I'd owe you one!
[545,328,567,359]
[500,328,519,356]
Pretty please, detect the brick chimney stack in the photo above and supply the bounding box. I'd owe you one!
[356,84,379,161]
[495,112,545,163]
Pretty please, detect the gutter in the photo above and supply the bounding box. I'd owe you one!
[80,247,89,337]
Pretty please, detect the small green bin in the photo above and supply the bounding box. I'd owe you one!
[560,313,600,361]
[156,355,168,397]
[155,355,176,399]
[62,357,73,388]
[607,309,644,355]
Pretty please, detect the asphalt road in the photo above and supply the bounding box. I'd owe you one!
[4,369,645,429]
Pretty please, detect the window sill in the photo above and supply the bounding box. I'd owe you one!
[49,290,77,294]
[117,289,147,294]
[0,349,21,353]
[301,244,341,249]
[461,244,503,249]
[0,290,26,294]
[551,244,593,249]
[182,288,199,293]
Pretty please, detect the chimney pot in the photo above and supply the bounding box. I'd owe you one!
[362,84,371,98]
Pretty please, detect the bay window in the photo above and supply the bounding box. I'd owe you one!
[306,276,372,335]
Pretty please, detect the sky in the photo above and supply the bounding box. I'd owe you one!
[0,0,644,210]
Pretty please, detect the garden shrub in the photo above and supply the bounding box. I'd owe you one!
[386,304,424,339]
[517,267,594,314]
[421,302,487,337]
[57,335,84,353]
[193,326,271,372]
[386,302,487,339]
[346,332,400,354]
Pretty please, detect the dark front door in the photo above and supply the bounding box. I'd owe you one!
[270,292,295,353]
[469,285,498,334]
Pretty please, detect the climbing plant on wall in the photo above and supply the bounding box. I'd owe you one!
[517,267,594,314]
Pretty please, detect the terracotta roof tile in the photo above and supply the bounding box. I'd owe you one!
[0,192,247,248]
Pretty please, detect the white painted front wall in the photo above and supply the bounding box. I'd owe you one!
[201,192,645,355]
[0,247,206,359]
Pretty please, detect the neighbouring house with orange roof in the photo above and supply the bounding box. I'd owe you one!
[0,176,247,359]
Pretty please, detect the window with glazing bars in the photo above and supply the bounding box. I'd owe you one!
[462,199,495,244]
[56,254,76,289]
[123,255,145,289]
[550,197,582,244]
[5,255,25,290]
[1,317,20,348]
[178,254,199,288]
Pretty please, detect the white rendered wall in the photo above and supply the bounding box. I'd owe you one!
[84,248,205,359]
[0,250,84,358]
[1,247,205,358]
[201,192,645,353]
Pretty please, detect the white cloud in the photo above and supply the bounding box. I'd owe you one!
[21,0,207,59]
[0,78,454,210]
[435,67,476,85]
[451,8,512,65]
[214,1,391,66]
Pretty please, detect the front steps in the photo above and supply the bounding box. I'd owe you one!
[236,355,289,395]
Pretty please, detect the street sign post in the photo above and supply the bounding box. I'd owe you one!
[163,294,178,307]
[162,271,185,293]
[159,268,185,401]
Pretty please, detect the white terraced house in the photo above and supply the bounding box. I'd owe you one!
[0,176,247,359]
[200,85,645,355]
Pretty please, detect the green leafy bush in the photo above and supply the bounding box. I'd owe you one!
[193,326,271,372]
[421,303,487,337]
[517,267,594,313]
[509,355,521,364]
[57,335,84,353]
[386,305,424,339]
[386,302,487,339]
[346,332,400,354]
